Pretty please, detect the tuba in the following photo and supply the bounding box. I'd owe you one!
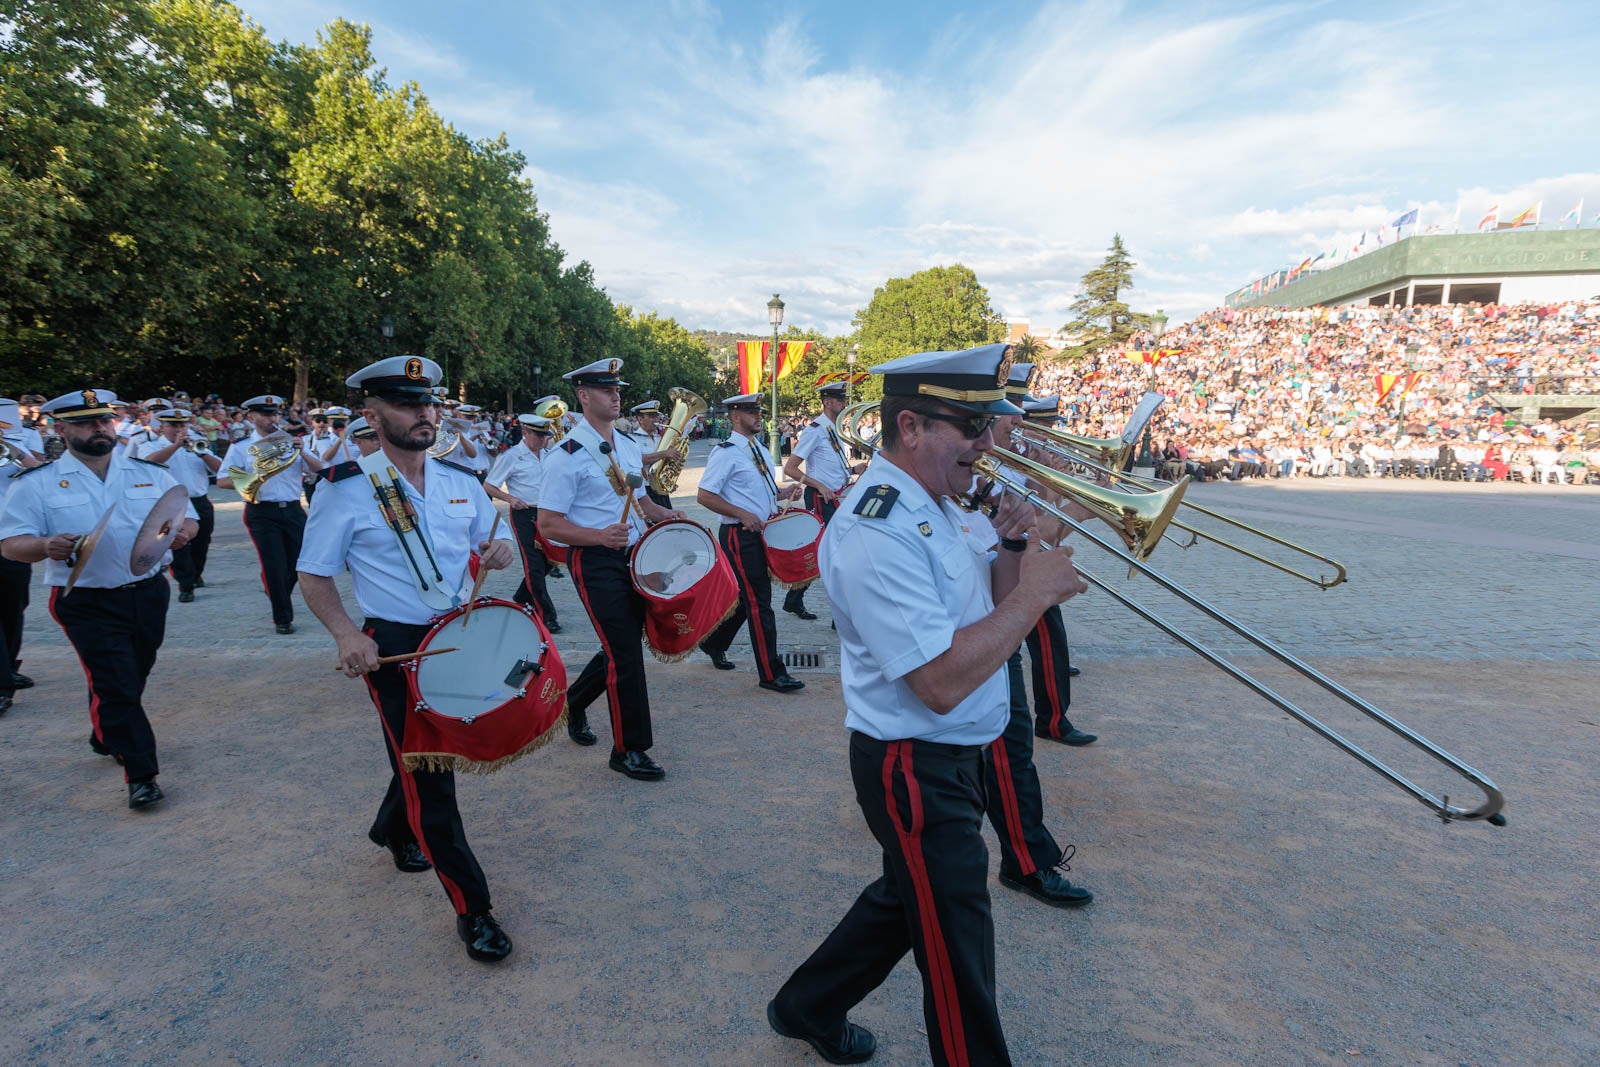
[646,387,707,495]
[535,397,569,442]
[228,433,299,504]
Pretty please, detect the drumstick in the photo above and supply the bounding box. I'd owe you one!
[619,472,644,525]
[459,512,502,630]
[333,647,459,671]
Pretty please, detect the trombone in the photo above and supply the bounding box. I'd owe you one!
[1014,420,1349,589]
[837,401,1505,825]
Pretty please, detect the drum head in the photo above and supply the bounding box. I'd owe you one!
[633,521,718,598]
[764,511,823,550]
[415,603,545,719]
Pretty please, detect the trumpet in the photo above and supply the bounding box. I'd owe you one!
[835,401,1504,825]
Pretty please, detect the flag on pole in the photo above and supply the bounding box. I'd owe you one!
[1507,203,1541,228]
[1374,226,1386,247]
[1560,200,1582,227]
[1376,372,1404,404]
[737,340,768,394]
[1402,371,1425,396]
[1477,204,1499,231]
[1392,208,1419,229]
[775,341,812,382]
[813,370,848,387]
[848,372,869,386]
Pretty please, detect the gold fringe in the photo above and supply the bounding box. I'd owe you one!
[769,570,817,591]
[644,598,740,663]
[402,703,570,775]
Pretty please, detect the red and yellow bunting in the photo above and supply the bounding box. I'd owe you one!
[1126,347,1184,368]
[1377,371,1427,404]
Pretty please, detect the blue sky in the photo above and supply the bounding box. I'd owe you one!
[239,0,1600,334]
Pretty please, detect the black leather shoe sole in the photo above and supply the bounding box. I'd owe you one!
[545,622,562,634]
[178,591,195,602]
[760,676,805,693]
[700,646,736,670]
[1066,665,1081,677]
[367,828,432,872]
[567,721,598,746]
[766,1000,876,1064]
[275,623,295,635]
[998,870,1094,909]
[783,607,819,621]
[456,914,513,963]
[11,673,33,689]
[1035,729,1097,747]
[609,752,665,781]
[128,781,165,810]
[0,694,12,717]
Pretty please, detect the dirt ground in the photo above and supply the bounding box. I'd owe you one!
[3,471,1597,1066]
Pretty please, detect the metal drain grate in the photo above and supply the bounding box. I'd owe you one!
[782,651,823,670]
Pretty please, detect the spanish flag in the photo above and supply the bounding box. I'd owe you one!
[1507,203,1541,228]
[737,341,768,394]
[1376,372,1403,403]
[775,341,812,382]
[814,370,848,387]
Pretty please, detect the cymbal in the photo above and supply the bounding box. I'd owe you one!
[129,485,191,574]
[64,506,117,594]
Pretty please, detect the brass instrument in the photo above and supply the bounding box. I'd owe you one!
[427,422,462,459]
[834,402,1505,825]
[646,387,707,495]
[227,433,299,504]
[535,397,569,442]
[1013,422,1349,588]
[0,438,32,465]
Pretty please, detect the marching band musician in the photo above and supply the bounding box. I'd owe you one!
[0,389,198,810]
[626,400,675,509]
[346,416,381,456]
[136,408,222,603]
[537,359,685,781]
[768,345,1089,1067]
[695,393,806,693]
[485,413,560,632]
[0,397,44,715]
[453,405,491,478]
[218,394,327,634]
[301,406,360,504]
[780,380,867,620]
[297,355,519,963]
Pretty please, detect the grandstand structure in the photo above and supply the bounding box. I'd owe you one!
[1228,230,1600,310]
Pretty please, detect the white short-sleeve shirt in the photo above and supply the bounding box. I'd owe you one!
[487,441,545,504]
[537,419,649,546]
[220,433,311,503]
[135,437,212,496]
[820,454,1007,746]
[698,431,779,524]
[790,413,851,492]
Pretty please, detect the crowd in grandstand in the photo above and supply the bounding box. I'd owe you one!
[1033,299,1600,484]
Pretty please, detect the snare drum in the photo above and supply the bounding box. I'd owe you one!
[762,509,823,588]
[535,525,569,566]
[401,598,568,773]
[629,519,738,661]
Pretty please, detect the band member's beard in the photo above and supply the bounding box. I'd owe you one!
[380,420,435,452]
[72,434,116,457]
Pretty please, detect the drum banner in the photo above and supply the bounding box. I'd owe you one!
[763,510,824,589]
[641,552,739,662]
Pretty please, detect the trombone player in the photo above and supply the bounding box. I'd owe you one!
[218,395,327,634]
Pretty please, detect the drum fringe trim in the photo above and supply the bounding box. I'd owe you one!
[645,598,740,663]
[402,704,570,775]
[768,571,817,591]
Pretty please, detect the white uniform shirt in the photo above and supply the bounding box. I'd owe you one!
[135,437,212,496]
[303,430,357,465]
[220,433,311,503]
[699,431,779,524]
[297,457,495,625]
[820,454,1007,746]
[0,452,197,587]
[460,431,492,473]
[538,419,650,547]
[790,413,852,492]
[0,427,45,510]
[486,441,546,504]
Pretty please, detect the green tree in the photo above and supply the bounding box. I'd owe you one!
[1059,234,1144,359]
[850,265,1006,392]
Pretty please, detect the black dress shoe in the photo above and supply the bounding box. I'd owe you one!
[609,749,665,781]
[998,866,1093,908]
[700,645,735,670]
[128,780,165,810]
[0,694,11,717]
[178,590,195,603]
[767,999,876,1064]
[1036,727,1097,747]
[545,621,562,634]
[275,623,295,635]
[759,674,805,693]
[456,911,513,962]
[546,566,564,579]
[367,828,432,873]
[10,672,33,689]
[567,714,597,746]
[193,577,205,588]
[1067,665,1081,678]
[89,732,114,756]
[784,604,819,621]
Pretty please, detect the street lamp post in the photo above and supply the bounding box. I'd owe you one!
[380,316,394,358]
[533,364,543,402]
[1133,309,1167,477]
[1395,343,1419,442]
[847,344,859,406]
[767,293,784,461]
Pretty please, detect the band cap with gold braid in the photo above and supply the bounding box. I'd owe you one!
[817,380,848,399]
[155,407,193,423]
[722,392,763,411]
[873,343,1023,415]
[630,400,661,415]
[40,389,121,422]
[240,394,285,414]
[516,413,554,435]
[345,355,443,402]
[1022,394,1062,419]
[562,358,627,388]
[347,416,377,440]
[1004,361,1035,400]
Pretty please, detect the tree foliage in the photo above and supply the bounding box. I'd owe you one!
[0,0,713,409]
[1059,234,1147,359]
[850,265,1007,390]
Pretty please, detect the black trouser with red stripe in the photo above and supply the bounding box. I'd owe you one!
[48,576,169,782]
[507,506,557,626]
[701,524,784,683]
[984,649,1063,877]
[782,488,839,612]
[566,545,654,753]
[776,733,1010,1067]
[0,556,31,689]
[243,501,305,626]
[169,494,214,593]
[362,617,492,916]
[1026,603,1078,738]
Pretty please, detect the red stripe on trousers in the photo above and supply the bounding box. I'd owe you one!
[723,526,776,682]
[988,738,1035,877]
[240,510,270,596]
[568,548,626,752]
[362,663,468,915]
[1035,617,1065,737]
[49,586,110,762]
[883,741,969,1066]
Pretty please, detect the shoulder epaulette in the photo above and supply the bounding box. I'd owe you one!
[323,460,363,483]
[559,439,583,454]
[129,456,169,469]
[8,459,54,479]
[716,440,736,448]
[852,484,899,519]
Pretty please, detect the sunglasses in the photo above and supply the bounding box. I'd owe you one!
[919,410,997,440]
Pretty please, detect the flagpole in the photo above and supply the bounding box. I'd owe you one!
[767,293,784,463]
